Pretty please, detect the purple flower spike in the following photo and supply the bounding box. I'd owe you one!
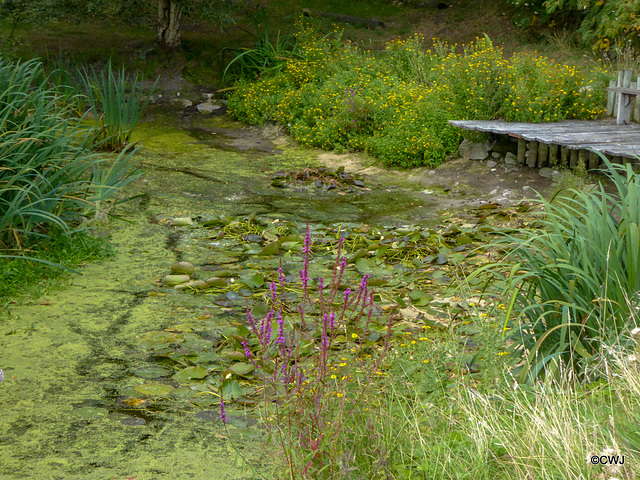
[242,339,252,359]
[219,397,227,425]
[343,288,352,301]
[329,312,336,330]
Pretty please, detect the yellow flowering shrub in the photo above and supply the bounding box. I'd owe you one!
[227,25,606,168]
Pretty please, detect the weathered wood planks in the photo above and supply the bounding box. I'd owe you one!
[449,119,640,160]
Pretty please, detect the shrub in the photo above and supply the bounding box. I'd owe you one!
[227,26,605,168]
[0,57,142,251]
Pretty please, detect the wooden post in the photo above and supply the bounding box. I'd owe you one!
[608,79,618,116]
[614,70,624,117]
[570,149,579,168]
[517,138,526,165]
[634,76,640,122]
[538,142,549,168]
[560,146,569,167]
[527,141,538,168]
[549,144,559,166]
[588,151,600,169]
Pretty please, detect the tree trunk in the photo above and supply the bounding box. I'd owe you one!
[157,0,182,48]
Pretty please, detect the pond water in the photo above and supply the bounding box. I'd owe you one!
[0,101,555,479]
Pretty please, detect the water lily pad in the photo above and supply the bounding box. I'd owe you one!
[173,366,208,382]
[135,366,171,379]
[257,243,280,256]
[227,362,255,376]
[221,379,246,400]
[240,273,264,289]
[225,291,242,301]
[134,383,174,396]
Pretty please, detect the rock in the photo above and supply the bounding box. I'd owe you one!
[492,152,502,159]
[353,179,365,187]
[486,160,498,168]
[175,280,209,290]
[170,217,193,226]
[181,99,193,108]
[163,274,191,286]
[171,261,195,275]
[538,167,559,179]
[504,152,517,166]
[196,102,222,113]
[459,139,491,160]
[315,180,323,188]
[206,277,229,288]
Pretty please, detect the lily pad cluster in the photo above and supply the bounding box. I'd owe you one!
[125,214,522,414]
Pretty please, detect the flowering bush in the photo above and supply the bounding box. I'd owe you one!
[227,25,606,168]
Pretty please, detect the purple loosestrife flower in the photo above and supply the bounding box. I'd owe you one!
[242,339,252,360]
[276,313,286,348]
[261,310,273,347]
[246,307,259,337]
[278,265,285,286]
[329,312,336,330]
[219,397,227,425]
[269,280,278,304]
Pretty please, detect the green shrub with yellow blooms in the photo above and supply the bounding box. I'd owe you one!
[227,24,606,168]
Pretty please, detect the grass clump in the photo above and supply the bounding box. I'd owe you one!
[227,24,606,168]
[476,156,640,383]
[0,55,147,303]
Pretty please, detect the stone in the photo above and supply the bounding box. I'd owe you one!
[171,261,195,275]
[458,139,490,160]
[492,152,501,159]
[163,274,191,286]
[196,102,222,113]
[504,152,517,166]
[486,160,498,168]
[170,217,193,226]
[538,167,559,179]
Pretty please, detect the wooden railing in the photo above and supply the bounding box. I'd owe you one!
[607,70,640,124]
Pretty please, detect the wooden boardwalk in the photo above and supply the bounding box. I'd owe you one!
[449,119,640,169]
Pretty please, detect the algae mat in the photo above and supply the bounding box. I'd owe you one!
[0,217,264,479]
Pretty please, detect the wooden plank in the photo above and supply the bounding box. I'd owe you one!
[448,119,640,161]
[614,70,624,117]
[549,143,559,166]
[635,77,640,122]
[570,149,579,168]
[517,138,526,165]
[538,142,549,167]
[578,150,589,170]
[527,141,538,168]
[588,151,600,169]
[560,146,569,167]
[608,79,618,116]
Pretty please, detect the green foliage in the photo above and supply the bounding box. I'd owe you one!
[480,157,640,383]
[228,26,605,168]
[508,0,640,51]
[0,56,143,252]
[81,60,156,152]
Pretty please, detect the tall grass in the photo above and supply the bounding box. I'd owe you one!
[0,57,142,252]
[81,60,156,152]
[473,156,640,383]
